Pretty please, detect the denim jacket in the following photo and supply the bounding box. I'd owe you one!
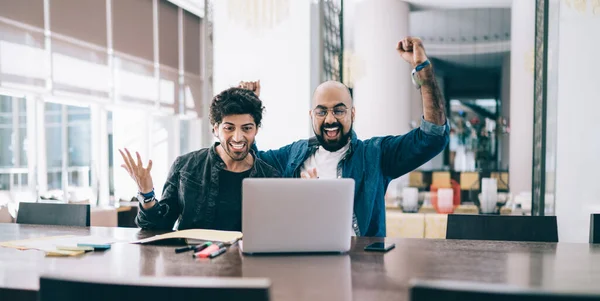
[136,143,280,230]
[255,118,449,237]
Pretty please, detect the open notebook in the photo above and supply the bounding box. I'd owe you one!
[131,229,243,245]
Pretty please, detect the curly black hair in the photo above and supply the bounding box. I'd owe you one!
[209,87,265,127]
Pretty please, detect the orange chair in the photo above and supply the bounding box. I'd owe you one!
[430,179,461,214]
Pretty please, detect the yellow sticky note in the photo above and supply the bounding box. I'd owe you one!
[57,246,94,252]
[46,250,85,257]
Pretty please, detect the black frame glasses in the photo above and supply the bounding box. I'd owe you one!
[312,107,350,119]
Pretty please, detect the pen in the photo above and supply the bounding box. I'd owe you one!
[193,241,213,252]
[208,247,227,258]
[193,242,225,258]
[175,242,212,254]
[175,245,195,253]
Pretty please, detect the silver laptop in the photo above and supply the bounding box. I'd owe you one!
[241,178,355,254]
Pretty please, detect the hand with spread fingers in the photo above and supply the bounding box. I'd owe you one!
[238,80,261,97]
[118,148,154,194]
[300,168,319,179]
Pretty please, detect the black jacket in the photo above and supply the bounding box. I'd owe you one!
[136,143,280,230]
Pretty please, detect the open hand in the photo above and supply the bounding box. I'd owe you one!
[396,37,428,68]
[300,168,319,179]
[238,80,261,97]
[119,148,154,194]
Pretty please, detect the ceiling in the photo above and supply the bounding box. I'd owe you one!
[167,0,204,17]
[345,1,512,70]
[403,0,512,10]
[410,8,511,69]
[409,8,511,44]
[174,0,512,69]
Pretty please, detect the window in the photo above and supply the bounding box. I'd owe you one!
[45,103,63,191]
[44,102,92,201]
[151,115,175,199]
[67,106,92,188]
[108,111,115,201]
[180,118,202,155]
[0,95,28,193]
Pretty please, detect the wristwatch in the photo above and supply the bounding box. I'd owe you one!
[411,59,431,89]
[137,189,155,204]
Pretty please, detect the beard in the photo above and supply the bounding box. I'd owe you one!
[222,138,251,161]
[314,121,352,152]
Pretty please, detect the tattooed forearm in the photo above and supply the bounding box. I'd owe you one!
[419,67,446,125]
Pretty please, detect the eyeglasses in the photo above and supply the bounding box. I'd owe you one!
[312,107,350,119]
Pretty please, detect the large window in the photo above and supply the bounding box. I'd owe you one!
[0,0,210,207]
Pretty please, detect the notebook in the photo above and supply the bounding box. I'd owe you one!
[131,229,243,245]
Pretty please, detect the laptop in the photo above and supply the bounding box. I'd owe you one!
[241,178,355,254]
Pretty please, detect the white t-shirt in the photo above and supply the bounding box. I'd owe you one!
[300,142,356,236]
[300,143,350,179]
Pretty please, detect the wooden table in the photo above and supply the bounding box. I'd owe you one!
[2,224,600,301]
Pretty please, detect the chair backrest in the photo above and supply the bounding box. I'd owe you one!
[591,214,600,243]
[39,274,271,301]
[410,279,600,301]
[446,214,558,242]
[16,202,90,227]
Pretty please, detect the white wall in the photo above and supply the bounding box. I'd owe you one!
[555,1,600,242]
[212,0,311,150]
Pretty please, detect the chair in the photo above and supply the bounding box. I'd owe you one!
[39,274,271,301]
[410,279,600,301]
[16,202,90,227]
[591,214,600,243]
[446,215,558,242]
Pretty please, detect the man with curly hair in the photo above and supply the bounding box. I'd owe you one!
[119,87,279,231]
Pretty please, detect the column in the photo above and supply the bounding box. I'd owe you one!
[352,0,411,140]
[509,0,535,197]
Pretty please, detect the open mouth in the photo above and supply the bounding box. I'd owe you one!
[229,142,247,152]
[324,126,340,139]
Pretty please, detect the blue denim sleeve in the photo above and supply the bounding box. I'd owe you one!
[252,143,294,176]
[380,117,450,179]
[420,116,448,136]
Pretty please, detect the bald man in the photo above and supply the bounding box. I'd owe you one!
[242,37,449,237]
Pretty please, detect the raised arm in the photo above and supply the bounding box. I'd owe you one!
[380,38,449,179]
[251,143,293,176]
[397,37,446,126]
[119,148,181,230]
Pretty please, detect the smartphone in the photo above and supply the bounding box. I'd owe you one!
[364,242,396,252]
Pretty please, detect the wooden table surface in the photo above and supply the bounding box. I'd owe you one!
[2,223,600,301]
